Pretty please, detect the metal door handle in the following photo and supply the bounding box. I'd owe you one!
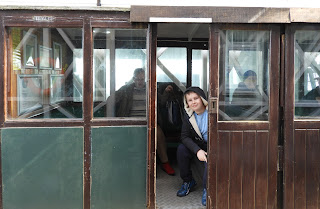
[209,97,218,114]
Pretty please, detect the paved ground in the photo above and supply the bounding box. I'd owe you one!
[156,163,206,209]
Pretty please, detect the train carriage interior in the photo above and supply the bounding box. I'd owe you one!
[155,23,209,209]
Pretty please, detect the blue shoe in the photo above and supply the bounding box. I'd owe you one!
[177,179,197,197]
[202,188,207,206]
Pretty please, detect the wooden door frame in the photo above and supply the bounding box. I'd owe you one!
[284,23,320,209]
[208,23,281,209]
[146,22,157,209]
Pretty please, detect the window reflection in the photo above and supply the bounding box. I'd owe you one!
[92,28,147,118]
[114,68,146,117]
[157,48,187,84]
[219,30,270,121]
[192,50,209,92]
[295,31,320,117]
[8,27,83,119]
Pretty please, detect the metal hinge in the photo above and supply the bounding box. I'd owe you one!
[277,145,284,171]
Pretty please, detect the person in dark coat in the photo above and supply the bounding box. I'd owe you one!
[295,77,320,116]
[176,86,208,206]
[113,68,175,175]
[231,70,265,119]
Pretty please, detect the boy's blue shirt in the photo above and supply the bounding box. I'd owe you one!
[194,109,208,142]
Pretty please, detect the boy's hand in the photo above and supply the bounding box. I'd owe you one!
[197,149,207,162]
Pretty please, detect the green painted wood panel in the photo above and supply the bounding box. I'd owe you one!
[1,127,83,209]
[91,126,147,209]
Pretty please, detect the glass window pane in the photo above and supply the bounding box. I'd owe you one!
[192,49,209,93]
[157,47,187,85]
[92,29,147,118]
[8,27,83,119]
[295,31,320,118]
[219,30,270,121]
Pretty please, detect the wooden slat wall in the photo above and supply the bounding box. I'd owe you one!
[293,129,320,209]
[229,131,242,209]
[243,131,255,209]
[306,130,320,209]
[217,130,274,209]
[294,130,306,209]
[217,131,229,209]
[256,131,268,209]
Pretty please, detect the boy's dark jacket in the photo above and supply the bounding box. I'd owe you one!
[181,87,208,154]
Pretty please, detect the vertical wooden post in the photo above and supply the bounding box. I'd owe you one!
[187,46,192,87]
[0,14,5,209]
[283,25,295,209]
[267,25,281,209]
[207,24,219,209]
[83,16,93,209]
[147,23,157,209]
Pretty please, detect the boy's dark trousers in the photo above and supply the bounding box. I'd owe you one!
[177,143,208,188]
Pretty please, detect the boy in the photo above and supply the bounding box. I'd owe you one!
[176,86,208,206]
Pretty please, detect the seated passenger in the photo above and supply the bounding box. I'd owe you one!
[114,68,175,175]
[158,83,183,133]
[296,76,320,116]
[176,87,208,206]
[231,70,265,119]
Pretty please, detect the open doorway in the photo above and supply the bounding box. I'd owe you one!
[155,23,209,209]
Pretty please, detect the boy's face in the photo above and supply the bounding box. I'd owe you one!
[185,92,205,113]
